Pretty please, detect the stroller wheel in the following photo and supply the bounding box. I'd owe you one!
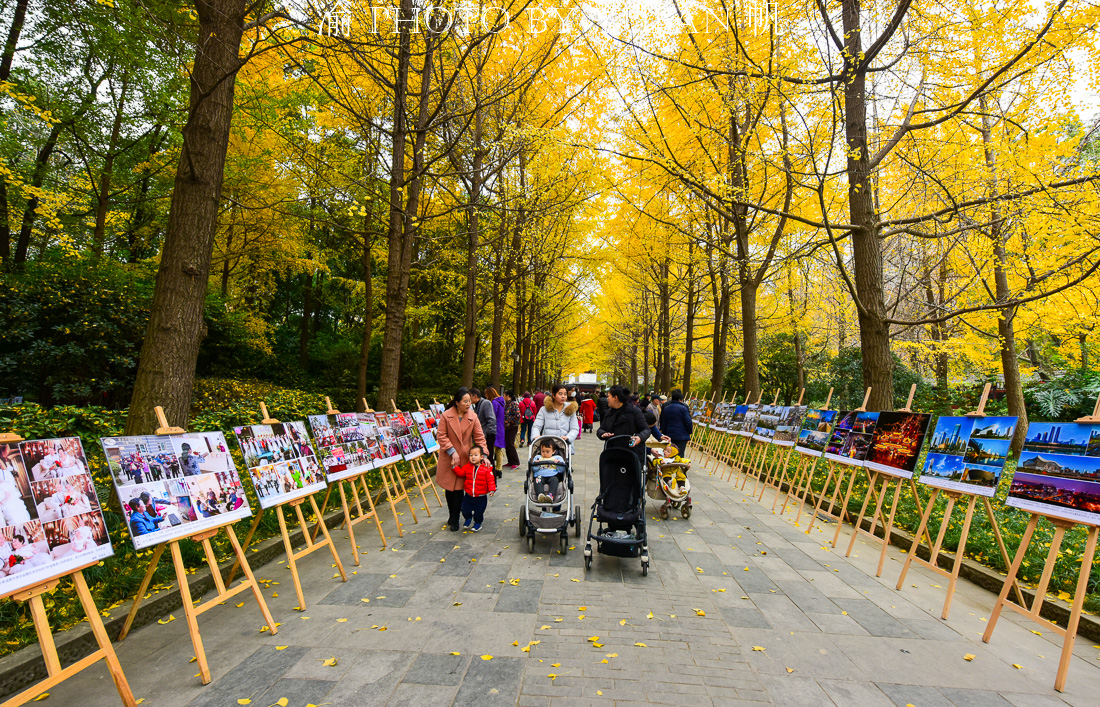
[584,553,592,571]
[641,560,649,577]
[574,505,582,537]
[681,504,692,520]
[658,504,669,520]
[519,507,527,537]
[527,534,535,553]
[559,534,568,555]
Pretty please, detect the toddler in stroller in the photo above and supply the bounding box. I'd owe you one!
[532,439,565,503]
[645,443,693,520]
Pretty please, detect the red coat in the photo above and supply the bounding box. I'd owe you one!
[453,462,497,497]
[579,398,596,425]
[533,392,546,410]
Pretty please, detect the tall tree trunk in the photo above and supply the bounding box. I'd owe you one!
[125,0,247,434]
[91,73,130,260]
[13,121,64,264]
[377,4,432,406]
[842,0,894,411]
[682,240,695,392]
[980,95,1028,454]
[357,217,374,410]
[220,216,233,297]
[0,0,28,264]
[710,278,730,395]
[630,345,638,391]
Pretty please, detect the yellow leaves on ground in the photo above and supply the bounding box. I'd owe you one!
[318,657,338,667]
[481,655,493,660]
[752,646,766,651]
[634,642,647,647]
[157,615,176,625]
[964,654,976,661]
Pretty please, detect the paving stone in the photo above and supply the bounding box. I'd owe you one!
[877,683,955,707]
[940,687,1016,707]
[188,645,309,707]
[402,652,469,686]
[257,678,336,706]
[720,606,773,628]
[454,656,524,706]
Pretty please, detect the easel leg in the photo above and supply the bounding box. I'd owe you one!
[1055,526,1098,692]
[28,595,61,677]
[227,508,264,584]
[118,542,165,640]
[831,468,860,548]
[942,495,977,619]
[309,494,348,581]
[170,540,210,684]
[805,464,836,534]
[983,514,1040,643]
[875,479,903,577]
[845,471,880,557]
[223,523,278,635]
[984,497,1027,606]
[338,481,360,566]
[394,467,419,523]
[896,488,940,590]
[277,508,307,611]
[358,475,388,547]
[73,571,136,706]
[310,485,334,543]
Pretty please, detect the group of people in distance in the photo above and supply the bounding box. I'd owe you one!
[431,384,695,532]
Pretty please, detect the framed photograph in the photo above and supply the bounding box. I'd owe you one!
[773,406,808,446]
[918,416,1018,497]
[863,412,932,478]
[1008,422,1100,525]
[100,432,252,551]
[391,411,427,460]
[307,413,374,482]
[796,409,839,457]
[411,411,439,453]
[233,421,327,509]
[1,438,113,599]
[371,413,403,467]
[739,405,760,437]
[824,411,879,466]
[753,405,780,442]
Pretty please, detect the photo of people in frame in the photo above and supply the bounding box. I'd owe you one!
[19,438,88,482]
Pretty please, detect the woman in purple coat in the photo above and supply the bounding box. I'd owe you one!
[487,387,506,478]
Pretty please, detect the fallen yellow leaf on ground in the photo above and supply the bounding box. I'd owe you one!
[964,654,975,661]
[158,615,175,625]
[319,657,338,667]
[481,655,493,660]
[635,642,647,647]
[752,646,766,651]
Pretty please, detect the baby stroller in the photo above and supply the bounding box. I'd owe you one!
[519,436,582,554]
[645,441,693,520]
[584,436,650,576]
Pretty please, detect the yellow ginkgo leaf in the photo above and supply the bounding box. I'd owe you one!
[554,618,563,623]
[512,640,520,646]
[547,673,558,680]
[600,659,608,663]
[481,655,493,660]
[605,653,618,657]
[521,646,531,653]
[696,567,703,573]
[135,700,145,705]
[619,619,627,626]
[634,642,647,647]
[361,598,370,603]
[540,625,551,630]
[236,700,251,706]
[646,611,654,619]
[1030,630,1042,636]
[158,615,176,625]
[752,646,766,651]
[275,646,288,651]
[964,654,976,661]
[236,602,244,608]
[695,609,706,616]
[587,636,600,642]
[1013,663,1024,669]
[593,643,603,648]
[786,667,794,673]
[552,662,561,667]
[275,699,289,707]
[33,695,49,703]
[336,618,348,623]
[597,690,603,695]
[451,652,461,656]
[578,606,587,610]
[570,578,579,582]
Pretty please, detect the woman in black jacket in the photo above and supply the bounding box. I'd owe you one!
[597,386,650,465]
[659,389,693,456]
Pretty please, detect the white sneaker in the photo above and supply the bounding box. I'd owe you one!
[538,493,552,503]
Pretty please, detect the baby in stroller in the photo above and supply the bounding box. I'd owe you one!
[645,441,694,520]
[656,445,690,493]
[532,439,566,503]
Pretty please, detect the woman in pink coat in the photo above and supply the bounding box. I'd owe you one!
[436,387,488,531]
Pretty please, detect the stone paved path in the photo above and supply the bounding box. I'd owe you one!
[45,434,1100,706]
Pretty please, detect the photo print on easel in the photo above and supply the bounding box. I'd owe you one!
[1,438,113,597]
[411,411,439,453]
[233,421,326,509]
[100,432,251,550]
[863,412,932,478]
[371,412,403,466]
[824,411,879,463]
[391,412,427,460]
[1007,421,1100,526]
[307,412,375,481]
[919,416,1018,496]
[796,409,838,456]
[772,406,808,445]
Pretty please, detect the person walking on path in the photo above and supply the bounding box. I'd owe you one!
[533,389,546,410]
[531,384,579,450]
[503,390,521,468]
[470,388,497,472]
[596,389,608,422]
[487,387,506,476]
[597,385,650,466]
[579,394,596,433]
[659,389,693,459]
[519,392,536,447]
[436,387,488,531]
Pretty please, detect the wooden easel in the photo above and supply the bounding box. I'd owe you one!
[702,393,727,473]
[895,383,1022,618]
[736,390,772,491]
[761,388,806,511]
[722,393,755,482]
[805,388,870,540]
[843,385,917,575]
[117,407,276,685]
[308,397,387,564]
[227,403,347,611]
[390,399,442,514]
[0,431,136,707]
[982,514,1098,692]
[782,388,831,520]
[980,393,1100,692]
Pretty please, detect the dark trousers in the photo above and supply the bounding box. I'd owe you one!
[445,489,463,525]
[520,420,533,445]
[461,494,488,523]
[505,426,519,466]
[484,434,496,467]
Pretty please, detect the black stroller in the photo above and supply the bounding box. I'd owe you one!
[583,436,650,576]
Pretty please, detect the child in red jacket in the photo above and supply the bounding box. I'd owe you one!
[453,445,496,531]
